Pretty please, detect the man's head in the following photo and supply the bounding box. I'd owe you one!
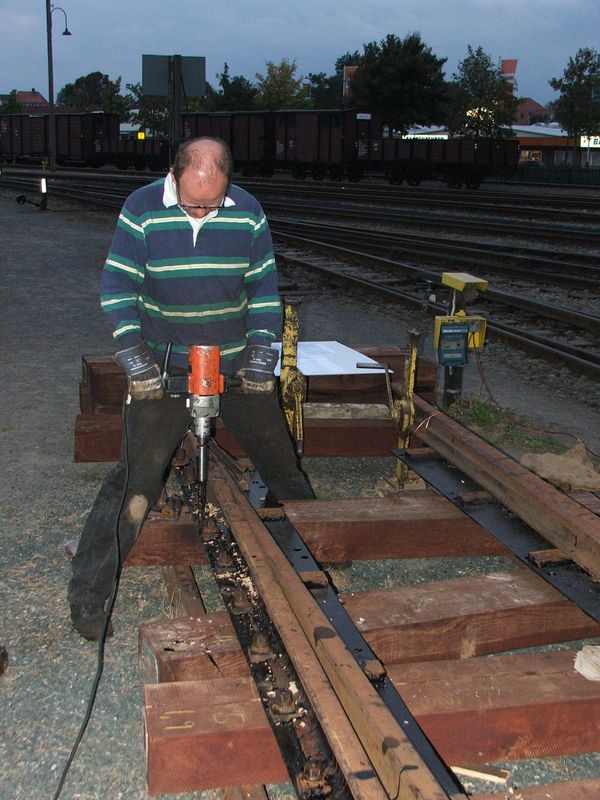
[171,137,233,218]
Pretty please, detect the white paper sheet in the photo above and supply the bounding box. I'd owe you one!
[271,341,389,376]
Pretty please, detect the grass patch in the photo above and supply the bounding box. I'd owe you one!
[448,393,569,456]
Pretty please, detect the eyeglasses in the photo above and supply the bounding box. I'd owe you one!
[176,186,225,212]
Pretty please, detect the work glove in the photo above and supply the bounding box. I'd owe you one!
[114,342,164,401]
[236,344,278,394]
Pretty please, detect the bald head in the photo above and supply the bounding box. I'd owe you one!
[172,137,234,184]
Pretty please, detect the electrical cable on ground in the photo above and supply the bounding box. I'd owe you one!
[51,401,130,800]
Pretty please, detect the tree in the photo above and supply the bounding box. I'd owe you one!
[125,82,169,136]
[335,51,362,74]
[57,71,131,116]
[303,53,362,109]
[346,33,448,132]
[0,89,22,114]
[447,46,517,137]
[255,59,309,110]
[210,63,257,110]
[306,71,343,108]
[549,48,600,140]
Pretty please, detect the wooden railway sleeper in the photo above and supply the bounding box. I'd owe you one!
[208,455,466,800]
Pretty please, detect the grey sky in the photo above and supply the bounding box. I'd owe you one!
[1,0,597,106]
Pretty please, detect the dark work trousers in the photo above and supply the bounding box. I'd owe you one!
[68,388,313,609]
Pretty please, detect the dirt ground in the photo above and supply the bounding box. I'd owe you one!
[1,186,600,800]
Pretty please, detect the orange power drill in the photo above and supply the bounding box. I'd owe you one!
[162,343,225,510]
[187,345,225,492]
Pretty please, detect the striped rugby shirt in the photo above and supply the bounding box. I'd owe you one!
[100,177,282,374]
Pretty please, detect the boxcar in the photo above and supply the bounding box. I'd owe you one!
[182,111,275,175]
[0,114,48,162]
[1,108,518,185]
[382,136,519,188]
[0,112,120,166]
[181,108,517,186]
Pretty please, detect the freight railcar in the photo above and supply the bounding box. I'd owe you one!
[381,136,519,188]
[0,111,168,170]
[181,108,519,187]
[181,109,384,181]
[0,112,119,165]
[1,108,518,187]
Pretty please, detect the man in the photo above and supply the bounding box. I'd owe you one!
[69,137,313,641]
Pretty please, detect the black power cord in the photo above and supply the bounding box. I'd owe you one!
[52,400,130,800]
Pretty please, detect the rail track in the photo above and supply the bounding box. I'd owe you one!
[122,388,600,799]
[5,164,600,216]
[270,217,600,289]
[74,351,600,798]
[274,236,600,379]
[3,168,599,377]
[5,172,600,800]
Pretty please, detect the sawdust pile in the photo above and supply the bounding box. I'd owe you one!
[520,441,600,491]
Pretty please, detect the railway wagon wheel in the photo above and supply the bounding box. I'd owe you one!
[347,165,363,183]
[386,168,404,185]
[291,164,308,179]
[465,174,482,190]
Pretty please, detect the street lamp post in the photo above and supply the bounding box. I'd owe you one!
[45,2,71,171]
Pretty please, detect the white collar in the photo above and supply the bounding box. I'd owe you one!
[163,172,235,244]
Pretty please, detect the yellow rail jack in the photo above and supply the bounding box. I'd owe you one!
[279,299,307,455]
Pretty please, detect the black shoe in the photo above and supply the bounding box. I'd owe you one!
[70,605,114,642]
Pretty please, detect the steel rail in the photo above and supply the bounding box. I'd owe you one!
[230,174,600,221]
[6,172,599,293]
[208,452,465,800]
[5,170,600,250]
[270,217,600,289]
[395,448,600,622]
[410,395,600,582]
[5,163,600,211]
[259,197,600,237]
[5,167,600,227]
[275,243,600,378]
[272,230,600,336]
[4,170,598,361]
[264,199,600,247]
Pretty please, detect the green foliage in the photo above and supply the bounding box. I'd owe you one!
[255,59,310,110]
[125,82,168,136]
[0,89,22,114]
[549,47,600,138]
[210,63,257,110]
[447,46,517,137]
[335,51,362,74]
[347,33,448,132]
[57,71,132,116]
[306,71,343,108]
